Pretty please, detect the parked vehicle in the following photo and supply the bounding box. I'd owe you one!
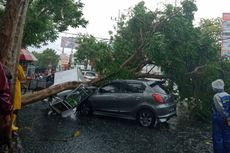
[78,79,177,128]
[81,70,98,82]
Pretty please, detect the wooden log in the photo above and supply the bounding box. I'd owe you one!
[21,81,82,106]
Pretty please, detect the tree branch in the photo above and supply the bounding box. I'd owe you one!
[186,64,207,75]
[22,81,82,106]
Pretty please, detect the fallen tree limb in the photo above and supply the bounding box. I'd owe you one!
[21,81,82,106]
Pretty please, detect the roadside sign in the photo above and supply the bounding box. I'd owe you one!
[61,37,76,49]
[222,13,230,56]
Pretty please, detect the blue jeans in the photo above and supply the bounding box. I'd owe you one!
[213,116,230,153]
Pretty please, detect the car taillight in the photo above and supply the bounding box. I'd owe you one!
[152,93,164,104]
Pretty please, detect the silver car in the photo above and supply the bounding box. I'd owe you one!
[79,80,177,128]
[81,70,98,82]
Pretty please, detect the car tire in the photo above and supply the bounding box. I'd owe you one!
[137,109,156,128]
[78,101,92,116]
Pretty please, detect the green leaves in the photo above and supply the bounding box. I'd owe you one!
[74,35,113,74]
[32,48,59,69]
[111,0,227,119]
[23,0,87,47]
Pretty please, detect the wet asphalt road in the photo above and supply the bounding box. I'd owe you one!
[18,102,212,153]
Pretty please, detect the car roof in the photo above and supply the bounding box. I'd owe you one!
[111,79,147,84]
[81,70,96,73]
[110,79,166,85]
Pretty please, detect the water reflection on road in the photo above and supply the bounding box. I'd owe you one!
[18,102,212,153]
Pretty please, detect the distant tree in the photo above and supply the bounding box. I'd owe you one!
[33,48,59,70]
[74,35,112,74]
[74,35,97,69]
[199,18,222,43]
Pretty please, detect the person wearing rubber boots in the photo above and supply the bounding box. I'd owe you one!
[12,64,26,133]
[212,79,230,153]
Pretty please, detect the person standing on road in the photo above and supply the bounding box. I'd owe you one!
[0,61,12,149]
[12,64,26,132]
[212,79,230,153]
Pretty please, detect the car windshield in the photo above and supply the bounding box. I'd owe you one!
[86,72,96,77]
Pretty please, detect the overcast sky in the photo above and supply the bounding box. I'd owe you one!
[30,0,230,54]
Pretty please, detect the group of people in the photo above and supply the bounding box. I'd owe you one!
[0,61,25,148]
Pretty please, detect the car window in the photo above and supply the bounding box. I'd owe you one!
[151,85,167,94]
[100,83,120,93]
[126,83,146,93]
[86,72,96,77]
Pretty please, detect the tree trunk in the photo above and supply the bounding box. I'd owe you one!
[10,0,29,80]
[0,0,29,97]
[22,81,82,106]
[0,0,24,62]
[0,0,29,151]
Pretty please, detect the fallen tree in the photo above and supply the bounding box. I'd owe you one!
[20,1,202,106]
[20,0,229,122]
[21,81,82,106]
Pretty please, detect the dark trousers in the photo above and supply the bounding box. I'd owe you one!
[213,116,230,153]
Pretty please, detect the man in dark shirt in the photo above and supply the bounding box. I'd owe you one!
[0,61,12,146]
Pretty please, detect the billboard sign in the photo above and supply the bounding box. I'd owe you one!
[222,13,230,56]
[61,37,76,49]
[223,21,230,33]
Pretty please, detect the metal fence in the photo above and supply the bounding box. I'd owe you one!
[21,77,54,94]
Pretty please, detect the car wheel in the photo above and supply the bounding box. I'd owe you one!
[79,101,92,116]
[137,109,155,128]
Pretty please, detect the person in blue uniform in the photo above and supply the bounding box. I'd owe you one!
[212,79,230,153]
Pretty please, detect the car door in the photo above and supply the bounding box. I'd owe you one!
[116,82,146,115]
[90,83,120,113]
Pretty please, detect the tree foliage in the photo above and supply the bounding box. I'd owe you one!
[24,0,87,47]
[32,48,59,70]
[74,35,113,74]
[199,18,222,42]
[0,0,87,47]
